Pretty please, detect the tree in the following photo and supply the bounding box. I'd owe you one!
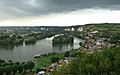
[64,51,69,57]
[15,62,20,66]
[0,60,5,63]
[51,57,59,63]
[8,62,14,66]
[0,67,4,75]
[5,66,12,75]
[27,61,35,72]
[36,68,40,73]
[12,65,18,75]
[18,64,23,73]
[52,35,74,44]
[1,62,8,67]
[23,63,29,72]
[8,60,12,62]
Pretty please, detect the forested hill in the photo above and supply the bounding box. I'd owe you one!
[52,46,120,75]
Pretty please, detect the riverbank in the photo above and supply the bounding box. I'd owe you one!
[0,34,82,61]
[35,49,79,68]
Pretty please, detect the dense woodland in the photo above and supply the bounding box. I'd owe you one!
[0,32,55,48]
[24,32,55,45]
[0,60,35,75]
[0,34,24,49]
[52,34,74,44]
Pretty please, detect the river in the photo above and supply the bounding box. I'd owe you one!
[0,35,83,61]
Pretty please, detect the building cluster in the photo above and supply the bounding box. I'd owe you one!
[64,27,83,32]
[37,57,76,75]
[47,57,76,72]
[83,38,109,52]
[80,30,109,52]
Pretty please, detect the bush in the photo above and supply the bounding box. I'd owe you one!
[51,57,60,63]
[64,51,69,57]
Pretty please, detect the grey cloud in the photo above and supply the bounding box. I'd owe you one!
[0,0,120,20]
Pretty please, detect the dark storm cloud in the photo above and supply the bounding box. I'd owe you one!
[0,0,120,20]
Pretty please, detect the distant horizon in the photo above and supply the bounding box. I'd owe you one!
[0,22,119,27]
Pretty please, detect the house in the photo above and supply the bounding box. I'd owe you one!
[37,71,45,75]
[93,38,109,50]
[47,57,76,72]
[64,28,70,31]
[84,39,95,50]
[96,38,105,46]
[47,63,58,72]
[7,30,13,33]
[77,27,83,32]
[91,31,98,34]
[71,27,75,31]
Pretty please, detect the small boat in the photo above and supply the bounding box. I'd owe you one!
[34,54,41,58]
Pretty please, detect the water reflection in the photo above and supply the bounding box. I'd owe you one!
[52,43,73,53]
[0,46,15,50]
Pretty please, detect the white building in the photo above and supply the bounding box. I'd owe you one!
[64,28,70,31]
[71,27,75,31]
[77,27,83,32]
[91,31,98,34]
[38,71,45,75]
[7,30,13,33]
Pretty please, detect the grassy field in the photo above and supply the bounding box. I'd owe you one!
[35,49,79,68]
[35,52,65,68]
[84,23,120,33]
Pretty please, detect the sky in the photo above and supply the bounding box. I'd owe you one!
[0,0,120,26]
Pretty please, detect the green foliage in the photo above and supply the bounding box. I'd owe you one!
[5,66,12,75]
[51,57,60,63]
[25,37,37,45]
[53,46,120,75]
[26,32,55,40]
[64,51,69,57]
[96,23,114,28]
[0,34,24,48]
[15,62,20,66]
[35,52,65,68]
[0,67,4,75]
[52,34,74,44]
[23,63,29,71]
[18,64,24,73]
[0,59,35,75]
[36,68,40,73]
[0,32,55,48]
[27,61,35,72]
[0,34,9,39]
[1,62,8,67]
[12,65,18,74]
[109,34,120,44]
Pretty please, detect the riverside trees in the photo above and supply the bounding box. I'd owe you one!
[0,32,55,48]
[52,34,74,44]
[0,34,24,48]
[0,60,35,75]
[24,32,55,45]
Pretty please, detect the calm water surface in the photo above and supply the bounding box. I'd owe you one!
[0,35,83,61]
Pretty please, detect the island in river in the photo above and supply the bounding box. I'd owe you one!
[52,34,74,44]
